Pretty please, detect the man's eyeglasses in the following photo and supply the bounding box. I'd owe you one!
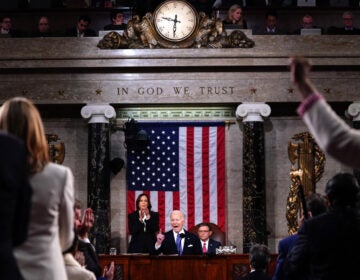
[198,230,209,233]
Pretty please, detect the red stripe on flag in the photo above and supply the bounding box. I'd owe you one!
[202,127,210,223]
[173,191,180,211]
[216,126,226,231]
[186,127,195,229]
[158,191,165,233]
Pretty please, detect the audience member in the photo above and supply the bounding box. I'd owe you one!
[75,200,114,280]
[285,173,360,280]
[0,16,23,37]
[197,222,221,255]
[239,244,271,280]
[327,11,360,34]
[66,15,97,37]
[0,132,32,280]
[128,193,159,253]
[291,14,324,35]
[223,4,248,29]
[272,193,328,280]
[104,10,127,30]
[32,16,53,37]
[256,10,284,35]
[63,233,97,280]
[0,97,75,280]
[154,210,202,255]
[289,56,360,169]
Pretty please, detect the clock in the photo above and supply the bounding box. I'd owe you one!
[153,0,198,46]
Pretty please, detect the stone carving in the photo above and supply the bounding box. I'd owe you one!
[97,12,254,49]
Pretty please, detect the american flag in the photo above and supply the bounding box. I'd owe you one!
[127,122,226,232]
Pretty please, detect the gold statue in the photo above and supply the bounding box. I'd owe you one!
[46,134,65,164]
[286,132,325,234]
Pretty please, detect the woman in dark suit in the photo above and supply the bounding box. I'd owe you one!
[128,193,159,253]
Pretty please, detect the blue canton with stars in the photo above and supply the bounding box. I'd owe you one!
[127,123,180,191]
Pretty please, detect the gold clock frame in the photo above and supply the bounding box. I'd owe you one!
[152,0,200,48]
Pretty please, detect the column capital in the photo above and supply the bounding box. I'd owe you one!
[81,104,116,124]
[347,102,360,121]
[236,103,271,122]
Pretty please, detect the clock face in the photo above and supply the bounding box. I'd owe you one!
[154,0,197,42]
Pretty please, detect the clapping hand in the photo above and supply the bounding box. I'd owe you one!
[79,208,94,238]
[102,261,115,280]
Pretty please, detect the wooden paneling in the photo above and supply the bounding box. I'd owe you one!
[99,254,278,280]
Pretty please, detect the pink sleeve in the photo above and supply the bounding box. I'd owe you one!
[297,93,324,117]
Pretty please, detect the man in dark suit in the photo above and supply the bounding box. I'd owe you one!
[197,222,221,255]
[239,244,271,280]
[65,14,97,37]
[327,11,360,35]
[154,210,202,255]
[285,173,360,280]
[0,132,32,279]
[272,193,328,280]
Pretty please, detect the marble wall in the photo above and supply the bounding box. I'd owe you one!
[1,35,358,253]
[41,112,352,253]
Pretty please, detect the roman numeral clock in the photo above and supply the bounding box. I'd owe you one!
[153,0,198,48]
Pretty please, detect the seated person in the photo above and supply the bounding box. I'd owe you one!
[104,10,127,30]
[197,223,221,255]
[223,4,247,29]
[255,10,284,35]
[291,14,324,35]
[154,210,202,255]
[32,16,53,37]
[65,14,97,37]
[327,11,360,34]
[0,16,23,37]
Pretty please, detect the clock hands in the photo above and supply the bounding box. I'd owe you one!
[161,15,181,38]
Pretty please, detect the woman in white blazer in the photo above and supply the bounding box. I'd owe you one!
[0,97,74,280]
[290,56,360,170]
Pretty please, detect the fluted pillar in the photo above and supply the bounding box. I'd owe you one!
[81,104,116,254]
[236,103,271,253]
[347,102,360,184]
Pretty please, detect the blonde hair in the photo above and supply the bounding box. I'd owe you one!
[225,4,243,25]
[0,97,49,174]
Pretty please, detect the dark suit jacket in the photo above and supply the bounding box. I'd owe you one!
[153,229,202,255]
[272,234,298,280]
[326,26,360,35]
[77,240,101,277]
[205,238,221,255]
[128,210,159,253]
[285,209,360,280]
[0,133,32,280]
[65,27,97,37]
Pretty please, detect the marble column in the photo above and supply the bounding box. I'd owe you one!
[347,102,360,184]
[236,103,271,253]
[81,104,116,254]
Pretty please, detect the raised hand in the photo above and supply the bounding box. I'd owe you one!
[156,230,165,245]
[289,56,315,99]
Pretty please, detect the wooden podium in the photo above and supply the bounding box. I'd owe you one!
[99,254,277,280]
